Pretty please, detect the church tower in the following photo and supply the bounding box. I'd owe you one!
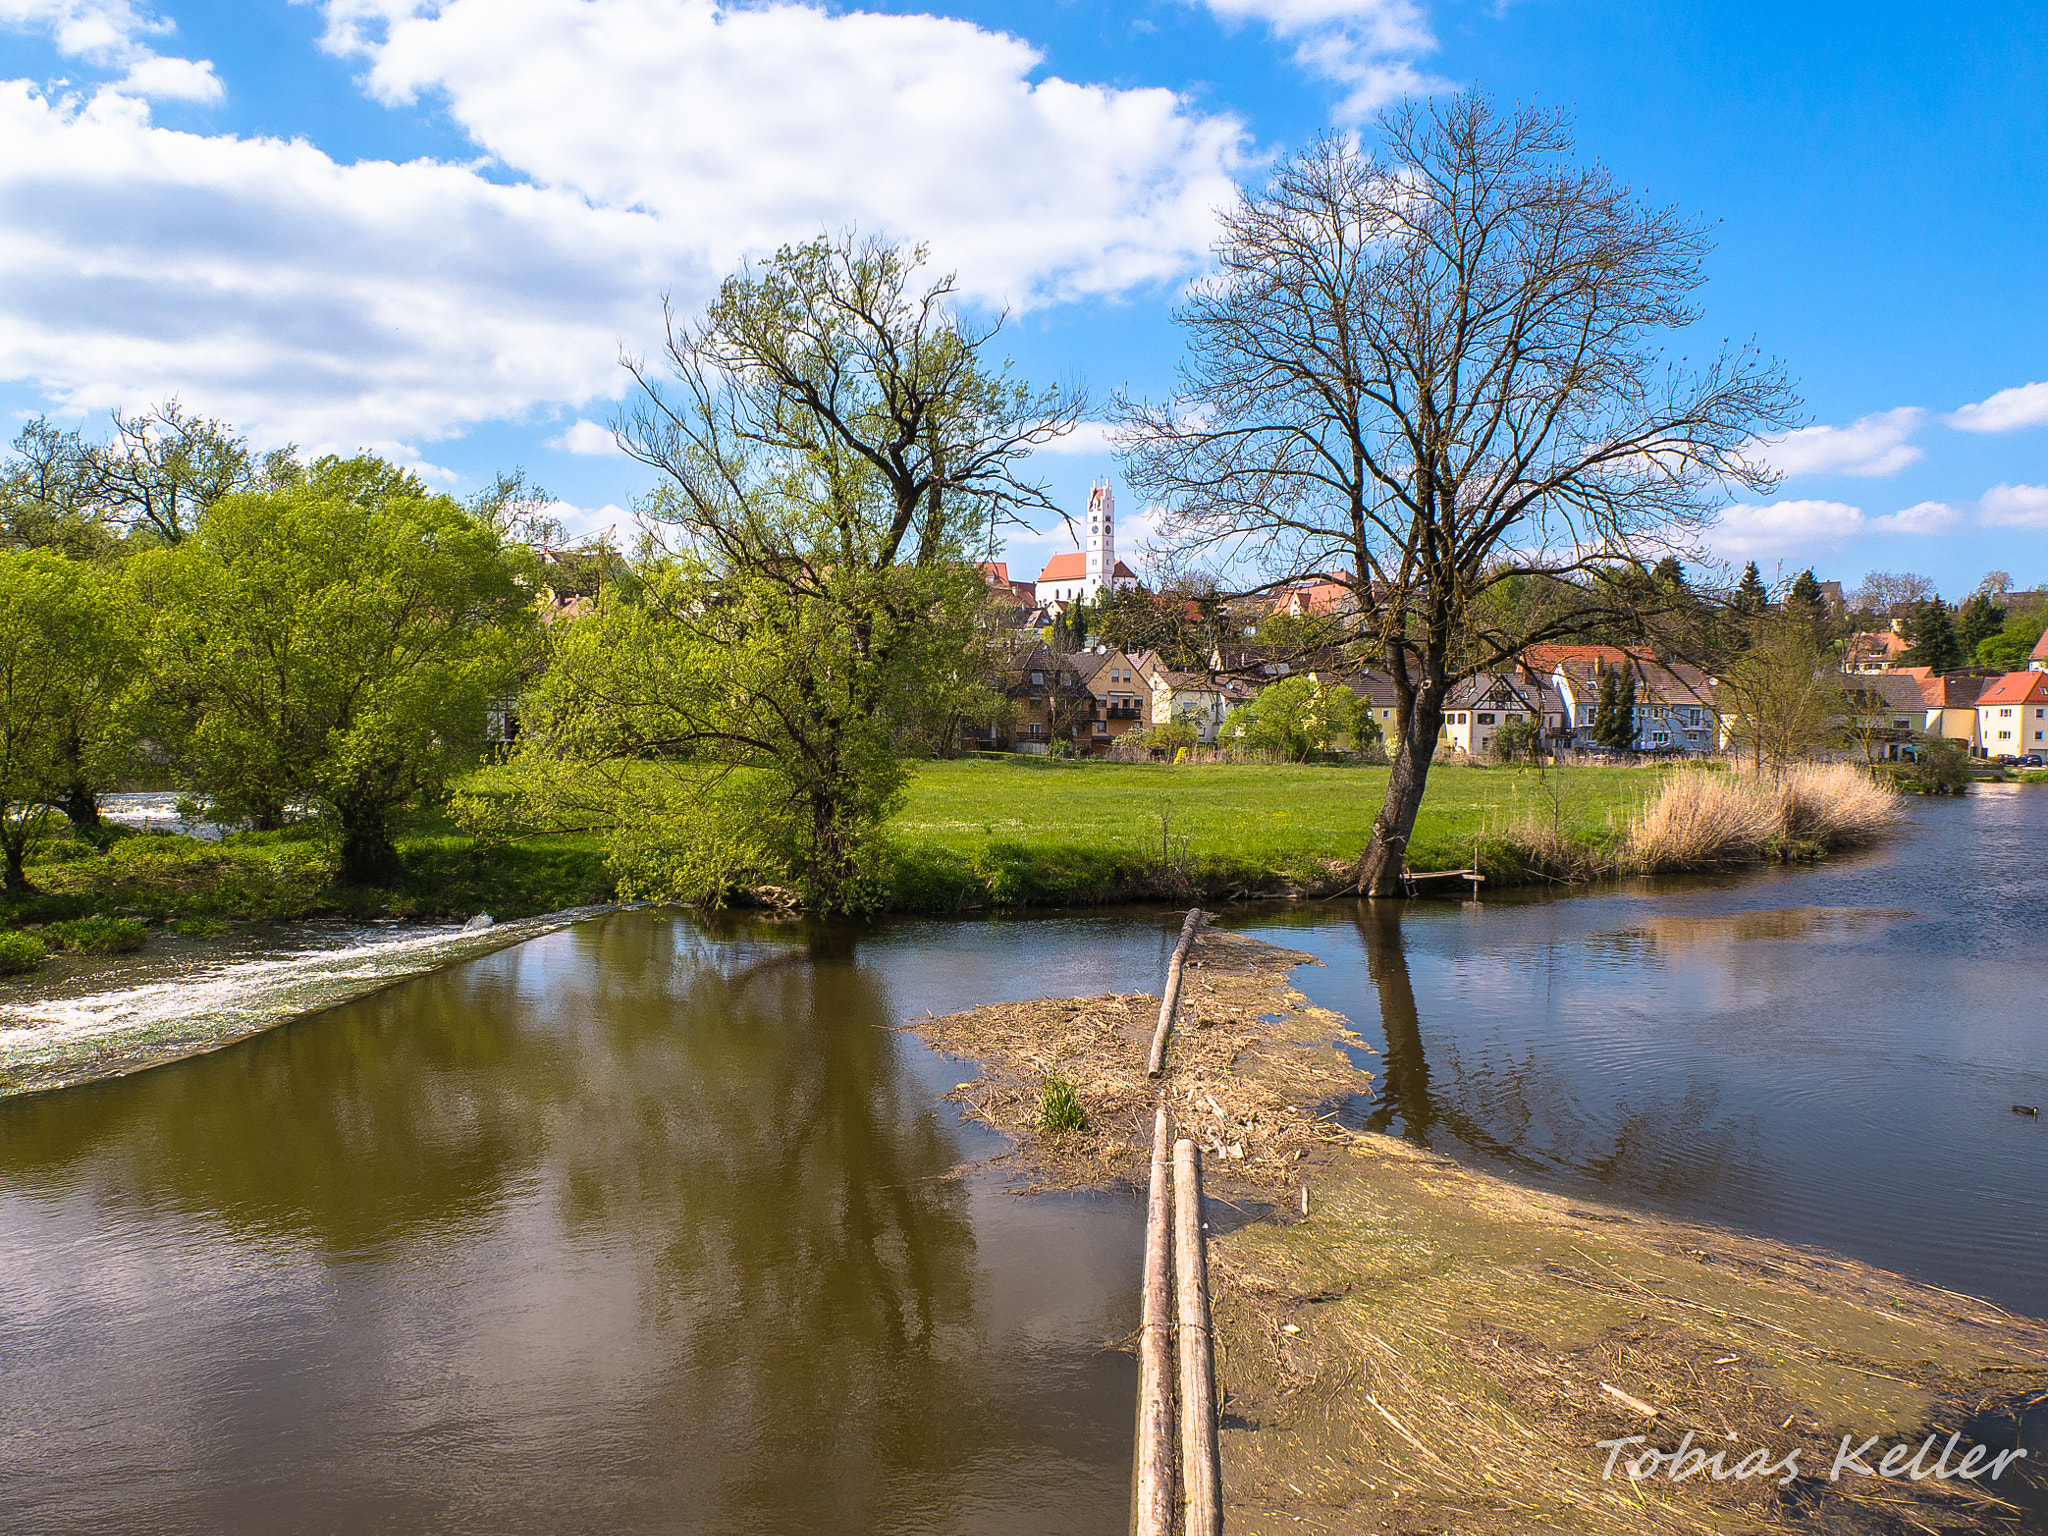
[1084,480,1114,599]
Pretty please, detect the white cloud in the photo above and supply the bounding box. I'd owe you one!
[1870,500,1962,536]
[329,0,1250,309]
[546,419,622,457]
[1190,0,1445,119]
[0,0,1256,450]
[112,52,220,102]
[1,0,221,101]
[0,82,666,450]
[1749,406,1924,478]
[1708,499,1866,559]
[1978,483,2048,530]
[544,499,632,541]
[1948,380,2048,434]
[1030,421,1118,457]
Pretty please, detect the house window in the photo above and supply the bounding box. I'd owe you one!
[1030,671,1043,685]
[1476,712,1495,724]
[1029,723,1042,737]
[1894,719,1910,730]
[1095,721,1107,734]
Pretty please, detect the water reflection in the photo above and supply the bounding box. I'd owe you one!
[0,911,1140,1535]
[1248,788,2048,1315]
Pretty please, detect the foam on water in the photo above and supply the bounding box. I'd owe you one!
[0,908,608,1096]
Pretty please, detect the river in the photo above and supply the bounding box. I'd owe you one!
[0,787,2042,1532]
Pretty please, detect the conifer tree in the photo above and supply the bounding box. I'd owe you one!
[1735,561,1769,615]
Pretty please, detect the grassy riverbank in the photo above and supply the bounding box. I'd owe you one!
[889,757,1655,910]
[914,930,2048,1536]
[2,757,1892,931]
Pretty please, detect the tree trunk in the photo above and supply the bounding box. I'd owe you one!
[3,836,28,892]
[336,802,401,887]
[1356,685,1446,895]
[64,776,101,834]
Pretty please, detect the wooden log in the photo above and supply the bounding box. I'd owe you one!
[1145,908,1207,1078]
[1133,1106,1175,1536]
[1173,1137,1222,1536]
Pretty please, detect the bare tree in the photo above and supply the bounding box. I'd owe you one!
[1119,95,1795,892]
[1719,618,1844,774]
[1849,570,1936,617]
[83,399,289,544]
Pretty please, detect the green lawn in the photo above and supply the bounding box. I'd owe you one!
[6,757,1673,928]
[887,756,1670,910]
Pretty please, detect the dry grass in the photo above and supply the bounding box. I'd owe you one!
[1626,765,1902,874]
[1627,772,1780,872]
[1772,762,1904,846]
[913,928,2048,1536]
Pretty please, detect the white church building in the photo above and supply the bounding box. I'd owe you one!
[1035,480,1139,604]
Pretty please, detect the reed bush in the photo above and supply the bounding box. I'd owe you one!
[1627,771,1778,872]
[0,929,46,974]
[1770,762,1901,846]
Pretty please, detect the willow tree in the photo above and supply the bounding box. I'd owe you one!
[516,236,1080,910]
[1120,95,1795,894]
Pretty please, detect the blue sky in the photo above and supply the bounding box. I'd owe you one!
[2,0,2043,597]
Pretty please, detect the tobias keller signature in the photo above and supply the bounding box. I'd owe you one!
[1597,1431,2030,1486]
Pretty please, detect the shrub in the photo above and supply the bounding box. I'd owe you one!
[0,930,46,974]
[1035,1073,1089,1134]
[42,916,148,954]
[170,916,231,937]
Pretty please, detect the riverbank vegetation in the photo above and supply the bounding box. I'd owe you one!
[917,928,2048,1535]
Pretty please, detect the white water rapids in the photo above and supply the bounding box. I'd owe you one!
[0,908,607,1096]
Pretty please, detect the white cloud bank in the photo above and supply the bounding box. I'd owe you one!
[0,0,1251,453]
[1948,380,2048,434]
[1191,0,1444,119]
[1711,483,2044,559]
[1750,406,1924,478]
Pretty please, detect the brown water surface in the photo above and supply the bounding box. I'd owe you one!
[0,911,1170,1535]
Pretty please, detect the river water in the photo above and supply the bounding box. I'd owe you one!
[1,788,2044,1532]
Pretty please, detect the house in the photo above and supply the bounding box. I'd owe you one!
[1437,673,1561,759]
[1845,631,1910,673]
[1071,647,1151,753]
[1975,671,2048,758]
[1523,645,1717,754]
[1035,481,1140,604]
[963,644,1095,754]
[2032,630,2048,672]
[1910,670,1997,756]
[1837,673,1931,761]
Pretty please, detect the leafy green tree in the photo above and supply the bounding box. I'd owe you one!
[1897,598,1964,671]
[505,236,1080,911]
[1224,676,1358,761]
[0,551,127,888]
[1977,618,2045,670]
[1493,714,1541,762]
[137,455,534,884]
[1956,592,2007,659]
[1,419,113,560]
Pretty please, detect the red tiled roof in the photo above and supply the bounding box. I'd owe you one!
[1977,671,2048,706]
[2033,630,2048,662]
[980,561,1010,584]
[1037,554,1137,582]
[1038,552,1086,580]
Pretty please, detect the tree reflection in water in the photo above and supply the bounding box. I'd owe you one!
[0,910,1131,1536]
[1341,901,1765,1206]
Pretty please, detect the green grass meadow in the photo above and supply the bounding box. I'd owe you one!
[887,756,1667,910]
[6,758,1677,927]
